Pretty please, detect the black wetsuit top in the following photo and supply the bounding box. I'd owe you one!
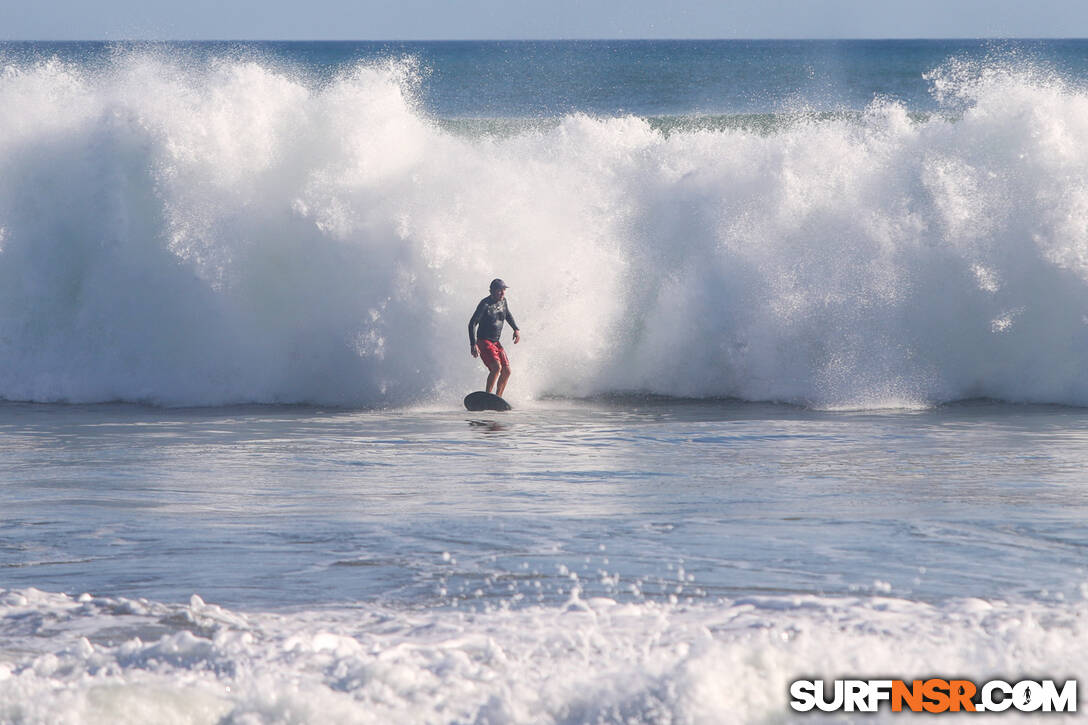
[469,296,519,345]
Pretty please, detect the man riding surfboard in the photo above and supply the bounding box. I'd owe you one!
[468,278,521,397]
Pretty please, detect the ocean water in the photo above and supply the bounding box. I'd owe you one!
[1,40,1087,723]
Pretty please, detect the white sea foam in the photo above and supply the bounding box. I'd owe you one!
[0,587,1083,724]
[3,53,1088,408]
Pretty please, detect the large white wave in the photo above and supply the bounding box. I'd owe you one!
[1,587,1084,724]
[3,52,1088,407]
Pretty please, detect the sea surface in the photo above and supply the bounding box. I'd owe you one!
[1,40,1087,723]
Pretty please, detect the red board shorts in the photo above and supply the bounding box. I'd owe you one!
[477,339,509,372]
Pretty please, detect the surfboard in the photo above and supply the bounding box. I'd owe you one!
[464,391,512,412]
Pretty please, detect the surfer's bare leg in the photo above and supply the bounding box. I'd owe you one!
[478,339,509,395]
[496,367,511,397]
[486,366,501,394]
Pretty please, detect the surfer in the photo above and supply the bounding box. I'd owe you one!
[469,278,521,397]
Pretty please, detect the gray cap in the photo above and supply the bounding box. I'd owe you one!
[490,278,508,290]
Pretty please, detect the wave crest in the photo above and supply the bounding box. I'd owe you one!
[2,53,1088,407]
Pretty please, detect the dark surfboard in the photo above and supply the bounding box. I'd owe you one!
[464,391,512,412]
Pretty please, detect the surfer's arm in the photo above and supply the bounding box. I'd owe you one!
[469,301,485,353]
[506,308,521,343]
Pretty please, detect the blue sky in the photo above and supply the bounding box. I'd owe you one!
[2,0,1087,40]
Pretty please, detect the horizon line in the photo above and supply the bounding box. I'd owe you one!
[3,36,1088,43]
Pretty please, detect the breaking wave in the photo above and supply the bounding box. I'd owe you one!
[1,587,1084,724]
[3,52,1088,408]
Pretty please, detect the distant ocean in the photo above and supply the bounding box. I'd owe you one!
[0,40,1086,723]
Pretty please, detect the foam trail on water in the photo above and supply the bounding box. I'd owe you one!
[2,52,1088,407]
[1,588,1085,724]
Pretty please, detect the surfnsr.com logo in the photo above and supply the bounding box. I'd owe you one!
[790,679,1077,713]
